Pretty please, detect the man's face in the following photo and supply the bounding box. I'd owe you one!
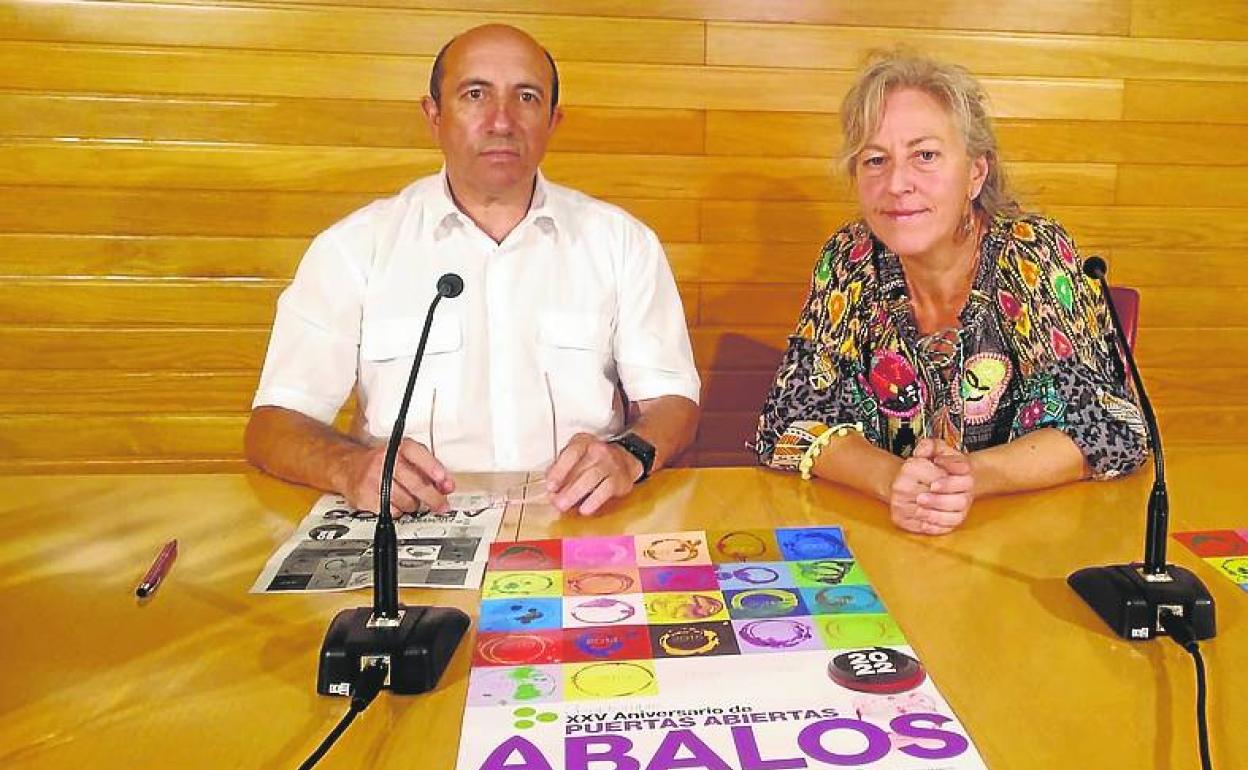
[424,28,561,201]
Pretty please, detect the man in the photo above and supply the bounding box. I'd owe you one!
[244,24,700,516]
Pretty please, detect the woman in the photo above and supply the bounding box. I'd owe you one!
[754,53,1148,535]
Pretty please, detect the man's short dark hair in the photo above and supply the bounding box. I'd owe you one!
[428,37,560,116]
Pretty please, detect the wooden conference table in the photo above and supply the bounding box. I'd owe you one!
[0,449,1244,770]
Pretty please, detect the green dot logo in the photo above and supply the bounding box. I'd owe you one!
[512,706,558,729]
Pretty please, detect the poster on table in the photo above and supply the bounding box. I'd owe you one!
[250,491,509,593]
[456,527,986,770]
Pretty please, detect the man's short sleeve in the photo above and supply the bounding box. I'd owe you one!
[612,223,701,404]
[251,230,365,423]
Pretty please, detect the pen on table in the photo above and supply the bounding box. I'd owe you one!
[136,539,178,598]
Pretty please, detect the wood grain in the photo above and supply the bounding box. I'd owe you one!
[0,235,308,279]
[188,0,1131,35]
[0,42,1124,117]
[0,414,247,460]
[1130,0,1248,41]
[0,280,283,326]
[5,1,706,64]
[708,22,1248,81]
[1124,80,1248,124]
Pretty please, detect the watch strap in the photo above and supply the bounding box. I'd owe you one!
[609,432,656,483]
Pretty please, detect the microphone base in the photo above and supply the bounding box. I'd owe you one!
[1067,563,1216,641]
[316,604,470,696]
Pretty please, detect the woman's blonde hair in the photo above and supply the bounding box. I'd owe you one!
[839,51,1019,218]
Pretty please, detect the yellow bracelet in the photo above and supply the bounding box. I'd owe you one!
[799,423,862,481]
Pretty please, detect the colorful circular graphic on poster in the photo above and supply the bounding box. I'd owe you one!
[781,530,848,560]
[642,538,701,563]
[568,662,656,699]
[493,544,557,570]
[729,589,801,617]
[737,619,814,649]
[714,531,769,561]
[488,572,557,596]
[477,600,560,630]
[564,538,634,567]
[469,666,559,706]
[657,626,722,656]
[646,593,725,622]
[717,565,783,585]
[818,614,906,648]
[567,571,636,595]
[795,560,854,586]
[569,597,637,625]
[476,634,559,666]
[810,585,880,613]
[1216,556,1248,583]
[572,628,629,659]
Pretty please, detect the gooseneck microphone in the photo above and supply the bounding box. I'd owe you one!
[373,271,465,620]
[316,272,471,697]
[1083,256,1169,576]
[1067,257,1216,641]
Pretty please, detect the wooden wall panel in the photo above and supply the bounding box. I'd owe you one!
[1107,250,1248,287]
[1130,0,1248,41]
[707,23,1248,81]
[1123,80,1248,123]
[2,0,1245,472]
[0,414,246,459]
[0,281,283,326]
[1116,165,1248,206]
[0,235,308,279]
[0,329,270,370]
[5,2,707,64]
[0,42,1125,117]
[0,372,258,414]
[231,0,1132,36]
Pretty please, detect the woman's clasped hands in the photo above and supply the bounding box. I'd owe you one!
[889,438,976,535]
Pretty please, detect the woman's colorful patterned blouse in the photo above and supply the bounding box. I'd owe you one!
[754,214,1149,479]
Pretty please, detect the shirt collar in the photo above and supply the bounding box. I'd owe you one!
[432,168,561,241]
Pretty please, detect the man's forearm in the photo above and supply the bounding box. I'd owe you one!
[626,395,700,472]
[969,427,1089,497]
[243,405,366,494]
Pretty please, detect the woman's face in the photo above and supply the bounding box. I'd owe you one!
[854,87,988,262]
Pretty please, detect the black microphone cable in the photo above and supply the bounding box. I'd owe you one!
[297,658,390,770]
[1159,609,1214,770]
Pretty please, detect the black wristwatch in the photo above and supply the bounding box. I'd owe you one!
[609,432,656,483]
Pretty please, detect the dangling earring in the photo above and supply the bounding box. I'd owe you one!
[955,200,974,243]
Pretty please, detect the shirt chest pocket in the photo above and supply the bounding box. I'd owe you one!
[358,314,463,439]
[538,311,613,365]
[360,315,463,361]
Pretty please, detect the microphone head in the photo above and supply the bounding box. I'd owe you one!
[436,272,464,298]
[1082,256,1108,280]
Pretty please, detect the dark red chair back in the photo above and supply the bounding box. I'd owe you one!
[1108,286,1140,352]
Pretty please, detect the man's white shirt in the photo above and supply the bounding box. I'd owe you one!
[253,170,700,471]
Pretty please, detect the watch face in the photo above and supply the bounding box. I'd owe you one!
[614,433,655,478]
